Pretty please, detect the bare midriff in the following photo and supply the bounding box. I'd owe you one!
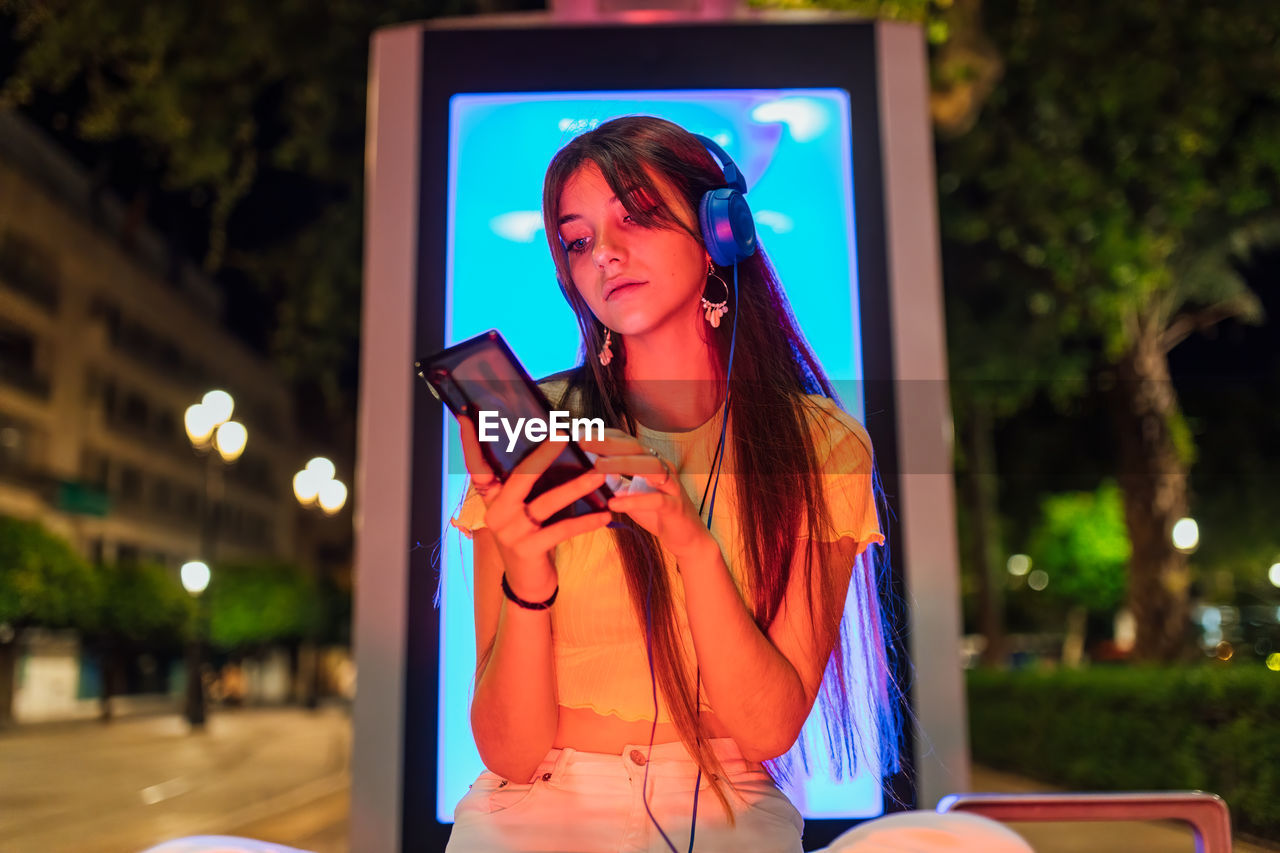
[553,705,734,754]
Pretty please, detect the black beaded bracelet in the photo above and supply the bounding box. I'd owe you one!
[501,572,558,610]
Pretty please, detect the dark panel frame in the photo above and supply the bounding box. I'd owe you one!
[406,19,912,850]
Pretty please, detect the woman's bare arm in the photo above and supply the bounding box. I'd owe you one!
[591,427,868,760]
[469,528,560,783]
[676,534,862,760]
[457,421,610,782]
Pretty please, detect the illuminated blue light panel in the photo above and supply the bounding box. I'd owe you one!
[437,90,876,823]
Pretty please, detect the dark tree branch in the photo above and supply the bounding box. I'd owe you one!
[1159,303,1251,355]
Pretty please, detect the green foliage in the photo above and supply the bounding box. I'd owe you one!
[96,563,193,644]
[746,0,943,26]
[207,560,319,650]
[1026,481,1130,612]
[969,666,1280,839]
[940,0,1274,358]
[0,515,100,630]
[937,2,1278,658]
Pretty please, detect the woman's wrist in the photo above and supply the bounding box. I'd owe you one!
[502,572,558,610]
[672,534,723,572]
[502,560,558,605]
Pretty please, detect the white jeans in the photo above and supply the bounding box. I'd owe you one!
[445,738,804,853]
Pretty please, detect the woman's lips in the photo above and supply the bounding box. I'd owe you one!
[605,281,646,301]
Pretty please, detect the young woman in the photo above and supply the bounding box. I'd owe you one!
[141,116,1031,853]
[446,116,898,852]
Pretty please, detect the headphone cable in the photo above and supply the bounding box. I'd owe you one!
[638,258,740,853]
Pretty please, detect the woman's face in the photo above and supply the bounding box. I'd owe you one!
[556,162,707,341]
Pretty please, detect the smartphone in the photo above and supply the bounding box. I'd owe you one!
[416,330,612,524]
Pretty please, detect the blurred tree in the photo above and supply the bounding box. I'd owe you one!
[88,562,193,720]
[749,0,1002,137]
[0,0,469,421]
[1171,246,1280,604]
[943,238,1092,664]
[0,515,100,724]
[1027,481,1130,614]
[207,560,320,651]
[938,0,1277,660]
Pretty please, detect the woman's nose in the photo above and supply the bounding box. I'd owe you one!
[592,226,624,268]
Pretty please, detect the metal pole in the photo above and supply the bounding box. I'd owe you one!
[184,453,217,729]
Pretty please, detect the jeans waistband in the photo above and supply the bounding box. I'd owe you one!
[535,738,763,780]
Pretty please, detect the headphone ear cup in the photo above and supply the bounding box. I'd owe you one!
[699,188,757,266]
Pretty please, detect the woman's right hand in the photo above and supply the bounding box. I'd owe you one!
[458,416,611,600]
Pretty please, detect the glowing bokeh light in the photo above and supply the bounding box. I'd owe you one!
[214,421,247,462]
[1266,653,1280,672]
[180,561,211,595]
[1172,517,1199,552]
[293,469,321,504]
[201,390,234,425]
[318,479,348,514]
[306,457,336,481]
[1007,554,1032,576]
[1028,569,1049,591]
[184,404,215,444]
[1268,563,1280,588]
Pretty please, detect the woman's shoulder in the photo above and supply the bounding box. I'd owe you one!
[536,368,580,410]
[798,394,874,471]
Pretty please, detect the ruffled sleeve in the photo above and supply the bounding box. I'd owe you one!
[799,397,885,554]
[450,483,487,539]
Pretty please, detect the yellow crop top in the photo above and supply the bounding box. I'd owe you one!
[451,385,884,724]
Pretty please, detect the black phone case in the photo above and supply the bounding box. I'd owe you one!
[416,330,612,524]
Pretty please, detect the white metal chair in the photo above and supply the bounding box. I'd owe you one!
[936,790,1233,853]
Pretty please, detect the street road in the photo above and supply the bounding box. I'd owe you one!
[0,706,350,853]
[2,707,1273,853]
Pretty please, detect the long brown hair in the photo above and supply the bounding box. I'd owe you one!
[541,116,899,814]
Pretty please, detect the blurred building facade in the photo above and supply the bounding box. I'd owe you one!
[0,110,300,576]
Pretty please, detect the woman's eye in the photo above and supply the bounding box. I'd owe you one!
[566,237,589,254]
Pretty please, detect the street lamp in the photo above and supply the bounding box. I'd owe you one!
[181,560,211,595]
[1172,517,1199,554]
[292,457,347,708]
[185,390,247,462]
[180,561,211,728]
[182,389,247,728]
[293,457,347,515]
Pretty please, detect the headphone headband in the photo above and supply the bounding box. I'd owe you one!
[691,133,756,266]
[692,134,748,194]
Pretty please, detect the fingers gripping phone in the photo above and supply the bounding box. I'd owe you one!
[417,330,613,525]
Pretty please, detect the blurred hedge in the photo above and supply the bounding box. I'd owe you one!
[968,667,1280,839]
[207,560,320,650]
[0,515,99,630]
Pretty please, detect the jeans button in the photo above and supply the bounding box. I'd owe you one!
[629,749,647,766]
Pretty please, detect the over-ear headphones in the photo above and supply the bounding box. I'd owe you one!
[692,134,758,267]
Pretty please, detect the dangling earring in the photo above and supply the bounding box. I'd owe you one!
[701,260,730,329]
[598,327,614,367]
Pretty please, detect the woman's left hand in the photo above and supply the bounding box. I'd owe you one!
[580,429,715,563]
